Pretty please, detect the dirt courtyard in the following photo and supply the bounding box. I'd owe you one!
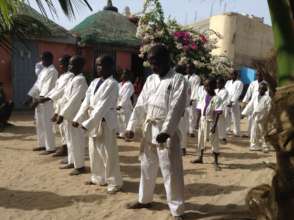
[0,112,275,220]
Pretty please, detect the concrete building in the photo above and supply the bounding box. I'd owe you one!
[189,12,274,68]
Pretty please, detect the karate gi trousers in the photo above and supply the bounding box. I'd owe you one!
[250,117,268,149]
[187,101,197,134]
[179,111,189,149]
[197,117,219,154]
[138,132,185,217]
[35,102,56,151]
[247,115,253,137]
[64,120,85,169]
[88,121,123,191]
[59,124,66,145]
[217,113,226,140]
[117,108,132,137]
[226,103,241,136]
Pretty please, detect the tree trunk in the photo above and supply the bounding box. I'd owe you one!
[267,0,294,84]
[246,1,294,219]
[246,84,294,220]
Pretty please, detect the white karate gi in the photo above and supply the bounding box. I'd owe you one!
[179,77,190,149]
[196,94,223,154]
[242,94,271,150]
[74,76,122,191]
[28,64,58,151]
[225,79,244,136]
[58,74,88,169]
[117,81,134,137]
[242,80,269,136]
[215,88,229,140]
[196,85,206,104]
[185,74,201,134]
[35,61,44,76]
[127,70,187,217]
[47,72,74,146]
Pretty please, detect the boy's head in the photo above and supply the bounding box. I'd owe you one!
[217,77,225,89]
[68,55,85,75]
[230,69,239,80]
[121,69,131,81]
[59,55,71,74]
[256,70,264,82]
[147,44,171,77]
[175,64,186,75]
[96,55,114,79]
[41,51,53,67]
[204,77,217,95]
[259,81,268,96]
[186,62,195,75]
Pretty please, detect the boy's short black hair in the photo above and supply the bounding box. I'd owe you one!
[100,55,114,67]
[260,81,268,90]
[59,55,71,66]
[42,51,53,62]
[207,77,217,90]
[148,44,170,60]
[217,76,226,84]
[175,64,186,74]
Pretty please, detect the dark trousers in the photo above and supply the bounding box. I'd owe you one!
[0,102,14,124]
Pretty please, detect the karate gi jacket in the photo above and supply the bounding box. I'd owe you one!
[74,75,119,136]
[185,74,200,101]
[242,94,271,122]
[58,73,88,121]
[215,88,229,106]
[28,64,58,98]
[225,79,244,105]
[47,72,74,112]
[196,94,223,121]
[118,81,134,111]
[242,80,269,103]
[127,69,188,142]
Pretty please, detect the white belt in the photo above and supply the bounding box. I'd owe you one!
[139,118,167,159]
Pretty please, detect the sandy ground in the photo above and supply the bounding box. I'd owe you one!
[0,112,275,220]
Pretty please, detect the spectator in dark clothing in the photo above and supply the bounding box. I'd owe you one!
[0,82,14,131]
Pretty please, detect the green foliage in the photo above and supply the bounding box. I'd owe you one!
[137,0,233,76]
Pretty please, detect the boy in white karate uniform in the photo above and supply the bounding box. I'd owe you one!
[175,64,190,156]
[192,77,223,171]
[73,55,123,194]
[215,77,229,144]
[41,55,73,157]
[55,56,88,176]
[225,70,244,136]
[117,70,134,139]
[242,71,268,137]
[125,45,187,220]
[242,81,271,152]
[185,63,201,137]
[26,52,58,154]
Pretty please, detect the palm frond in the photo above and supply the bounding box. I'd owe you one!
[0,0,92,49]
[32,0,92,19]
[0,14,51,49]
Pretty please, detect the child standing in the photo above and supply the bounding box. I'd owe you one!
[215,77,229,144]
[191,77,223,171]
[242,81,272,152]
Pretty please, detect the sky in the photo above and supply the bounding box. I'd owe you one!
[28,0,271,30]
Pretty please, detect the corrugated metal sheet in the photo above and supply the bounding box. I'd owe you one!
[12,40,38,109]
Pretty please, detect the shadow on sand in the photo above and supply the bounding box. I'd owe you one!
[0,187,105,211]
